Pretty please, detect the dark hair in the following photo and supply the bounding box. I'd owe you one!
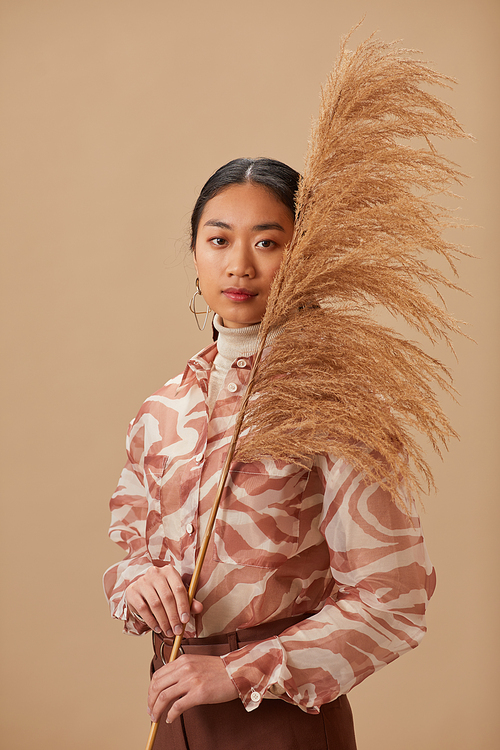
[190,157,301,250]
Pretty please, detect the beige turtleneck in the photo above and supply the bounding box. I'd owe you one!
[207,315,261,415]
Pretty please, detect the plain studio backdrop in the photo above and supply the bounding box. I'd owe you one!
[1,1,498,748]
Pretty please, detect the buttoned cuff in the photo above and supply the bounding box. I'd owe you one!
[221,637,288,712]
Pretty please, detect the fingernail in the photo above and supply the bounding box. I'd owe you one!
[174,625,183,635]
[181,612,189,623]
[166,717,171,725]
[154,627,161,634]
[167,629,173,637]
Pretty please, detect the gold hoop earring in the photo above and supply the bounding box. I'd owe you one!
[189,278,211,331]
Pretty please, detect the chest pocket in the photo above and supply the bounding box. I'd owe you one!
[213,458,312,568]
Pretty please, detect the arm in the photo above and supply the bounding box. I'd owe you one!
[103,417,154,635]
[221,456,436,712]
[103,416,203,636]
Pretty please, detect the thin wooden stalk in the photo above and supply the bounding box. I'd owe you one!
[144,335,268,750]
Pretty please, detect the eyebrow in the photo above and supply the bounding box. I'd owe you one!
[203,220,286,232]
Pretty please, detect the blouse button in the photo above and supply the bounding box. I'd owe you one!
[227,382,238,393]
[236,359,247,368]
[186,523,194,534]
[250,690,260,703]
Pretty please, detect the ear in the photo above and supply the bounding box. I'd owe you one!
[193,252,199,276]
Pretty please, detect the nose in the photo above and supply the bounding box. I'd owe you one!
[226,240,255,278]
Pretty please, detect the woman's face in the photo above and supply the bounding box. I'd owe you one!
[193,182,294,329]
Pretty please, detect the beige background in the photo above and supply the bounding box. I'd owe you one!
[1,1,498,748]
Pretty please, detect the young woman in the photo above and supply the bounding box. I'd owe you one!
[104,158,435,750]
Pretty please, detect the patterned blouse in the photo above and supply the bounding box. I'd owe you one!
[103,340,435,714]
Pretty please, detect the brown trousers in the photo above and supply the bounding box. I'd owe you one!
[151,690,357,750]
[150,624,357,750]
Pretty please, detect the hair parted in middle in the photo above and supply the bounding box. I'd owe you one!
[189,157,301,250]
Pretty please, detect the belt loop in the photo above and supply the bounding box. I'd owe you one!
[227,632,238,652]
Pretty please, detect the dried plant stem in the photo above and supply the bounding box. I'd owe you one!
[143,340,268,750]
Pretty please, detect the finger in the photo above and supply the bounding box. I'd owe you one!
[150,676,202,723]
[158,567,193,635]
[148,665,180,721]
[126,590,164,634]
[144,585,179,636]
[137,568,182,635]
[148,658,196,714]
[166,693,197,725]
[127,602,149,626]
[127,566,195,636]
[145,579,181,636]
[191,599,204,615]
[150,686,179,723]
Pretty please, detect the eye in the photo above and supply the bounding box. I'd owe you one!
[256,239,275,249]
[210,237,227,247]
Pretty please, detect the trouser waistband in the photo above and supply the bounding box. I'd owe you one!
[152,612,312,663]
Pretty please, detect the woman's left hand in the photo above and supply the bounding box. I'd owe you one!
[148,655,239,723]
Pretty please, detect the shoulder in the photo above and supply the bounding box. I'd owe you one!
[131,341,218,421]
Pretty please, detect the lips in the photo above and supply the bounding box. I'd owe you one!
[222,288,257,301]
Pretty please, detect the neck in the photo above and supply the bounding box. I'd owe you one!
[213,315,261,359]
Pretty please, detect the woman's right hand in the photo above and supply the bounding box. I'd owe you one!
[125,566,203,636]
